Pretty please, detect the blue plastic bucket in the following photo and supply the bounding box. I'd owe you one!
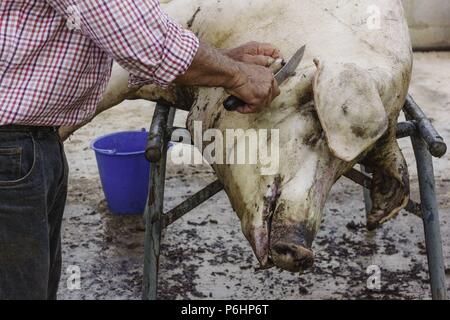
[91,130,150,215]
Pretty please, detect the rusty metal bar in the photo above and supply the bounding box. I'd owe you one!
[404,95,447,158]
[143,104,176,300]
[396,121,417,139]
[145,103,172,163]
[410,130,448,300]
[163,180,224,227]
[360,165,373,216]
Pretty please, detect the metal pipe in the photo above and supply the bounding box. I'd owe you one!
[163,180,224,227]
[143,104,176,300]
[145,104,171,163]
[360,165,373,216]
[396,121,417,139]
[410,134,448,300]
[404,95,447,158]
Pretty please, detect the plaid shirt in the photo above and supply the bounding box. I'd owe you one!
[0,0,199,126]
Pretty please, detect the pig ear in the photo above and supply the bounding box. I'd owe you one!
[312,60,388,162]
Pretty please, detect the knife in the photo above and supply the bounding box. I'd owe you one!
[223,45,306,111]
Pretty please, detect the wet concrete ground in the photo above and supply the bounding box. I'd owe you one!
[58,52,450,300]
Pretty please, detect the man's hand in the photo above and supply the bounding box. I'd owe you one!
[223,41,283,67]
[222,41,282,113]
[175,41,282,113]
[225,62,280,114]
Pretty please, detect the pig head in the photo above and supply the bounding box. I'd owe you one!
[184,0,412,271]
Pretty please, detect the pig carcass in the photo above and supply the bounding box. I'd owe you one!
[61,0,413,272]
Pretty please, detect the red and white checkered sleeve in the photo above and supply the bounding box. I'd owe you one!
[46,0,199,88]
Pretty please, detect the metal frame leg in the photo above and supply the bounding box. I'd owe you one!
[358,112,447,299]
[142,105,175,300]
[411,135,448,300]
[360,165,373,216]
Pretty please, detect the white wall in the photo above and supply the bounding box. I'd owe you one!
[403,0,450,50]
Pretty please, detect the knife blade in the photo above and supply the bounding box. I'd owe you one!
[223,45,306,111]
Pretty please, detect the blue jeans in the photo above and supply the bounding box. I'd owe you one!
[0,127,68,300]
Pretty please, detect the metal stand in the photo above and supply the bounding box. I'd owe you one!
[142,104,175,300]
[143,95,448,300]
[362,95,447,300]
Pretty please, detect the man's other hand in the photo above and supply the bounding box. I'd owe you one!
[224,42,283,67]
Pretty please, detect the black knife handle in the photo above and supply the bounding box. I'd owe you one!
[223,95,245,111]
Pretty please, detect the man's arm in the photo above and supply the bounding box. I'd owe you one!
[176,42,280,113]
[46,0,279,113]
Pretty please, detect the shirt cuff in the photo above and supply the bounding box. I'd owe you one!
[129,19,199,89]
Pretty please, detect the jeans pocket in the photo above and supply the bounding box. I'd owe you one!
[0,133,36,186]
[0,147,22,181]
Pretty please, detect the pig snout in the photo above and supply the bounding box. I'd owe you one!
[269,217,315,272]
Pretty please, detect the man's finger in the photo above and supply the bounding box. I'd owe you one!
[242,54,272,66]
[256,43,283,59]
[236,105,256,114]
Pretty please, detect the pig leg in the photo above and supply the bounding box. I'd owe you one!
[363,136,410,230]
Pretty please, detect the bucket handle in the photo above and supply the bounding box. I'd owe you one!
[95,148,118,155]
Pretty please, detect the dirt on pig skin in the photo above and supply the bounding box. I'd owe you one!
[58,52,450,300]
